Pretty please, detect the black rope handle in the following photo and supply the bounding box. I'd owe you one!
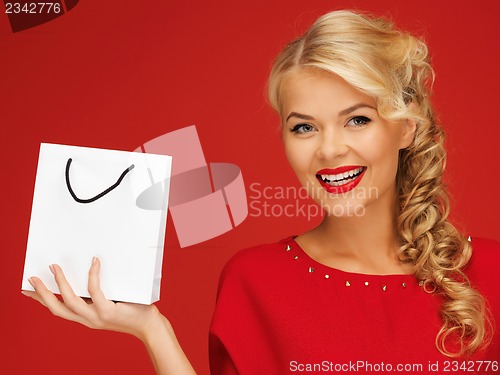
[65,158,135,204]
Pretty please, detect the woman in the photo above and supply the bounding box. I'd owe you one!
[23,10,499,374]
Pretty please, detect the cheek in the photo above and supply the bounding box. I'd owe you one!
[361,131,401,174]
[284,139,313,177]
[284,141,303,172]
[360,130,399,162]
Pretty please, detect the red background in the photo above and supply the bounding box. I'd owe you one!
[1,1,499,374]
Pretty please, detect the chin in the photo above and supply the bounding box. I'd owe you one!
[318,200,367,218]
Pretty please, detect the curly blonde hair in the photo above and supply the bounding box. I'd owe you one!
[267,9,491,357]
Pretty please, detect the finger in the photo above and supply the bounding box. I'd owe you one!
[50,264,91,315]
[21,288,48,308]
[87,257,109,306]
[27,276,59,308]
[27,276,89,325]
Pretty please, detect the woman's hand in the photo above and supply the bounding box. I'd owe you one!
[22,257,161,341]
[23,257,197,374]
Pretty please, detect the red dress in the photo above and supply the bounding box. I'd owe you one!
[209,236,500,374]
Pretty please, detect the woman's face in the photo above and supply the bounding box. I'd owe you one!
[281,68,415,218]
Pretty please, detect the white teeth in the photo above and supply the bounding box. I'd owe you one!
[320,167,364,183]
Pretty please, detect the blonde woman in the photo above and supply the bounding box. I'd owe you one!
[24,10,499,375]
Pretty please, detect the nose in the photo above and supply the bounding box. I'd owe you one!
[316,128,349,160]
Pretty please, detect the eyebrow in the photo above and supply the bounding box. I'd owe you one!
[338,103,376,116]
[286,112,315,122]
[286,103,377,122]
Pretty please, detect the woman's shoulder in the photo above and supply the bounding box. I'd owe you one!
[467,236,500,273]
[223,236,294,269]
[217,236,295,282]
[466,236,500,298]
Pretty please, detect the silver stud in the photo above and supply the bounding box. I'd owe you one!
[345,281,351,287]
[382,285,387,292]
[286,245,291,251]
[294,255,298,260]
[364,281,369,286]
[467,236,471,242]
[308,267,314,273]
[418,280,424,287]
[402,282,407,288]
[325,274,330,279]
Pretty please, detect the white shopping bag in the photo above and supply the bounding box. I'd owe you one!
[21,143,172,304]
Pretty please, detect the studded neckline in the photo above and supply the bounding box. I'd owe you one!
[282,236,421,291]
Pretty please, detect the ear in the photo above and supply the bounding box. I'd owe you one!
[399,103,418,149]
[399,117,417,149]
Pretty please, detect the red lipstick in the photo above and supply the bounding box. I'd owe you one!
[316,166,366,194]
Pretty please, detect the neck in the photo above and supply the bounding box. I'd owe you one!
[298,190,412,275]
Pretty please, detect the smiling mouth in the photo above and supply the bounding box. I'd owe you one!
[316,166,366,187]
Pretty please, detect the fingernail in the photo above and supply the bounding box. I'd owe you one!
[92,256,98,264]
[21,291,31,298]
[49,264,55,275]
[28,277,35,287]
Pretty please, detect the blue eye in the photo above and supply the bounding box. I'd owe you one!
[347,116,371,127]
[290,124,316,134]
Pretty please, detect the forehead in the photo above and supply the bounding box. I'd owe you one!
[280,68,376,116]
